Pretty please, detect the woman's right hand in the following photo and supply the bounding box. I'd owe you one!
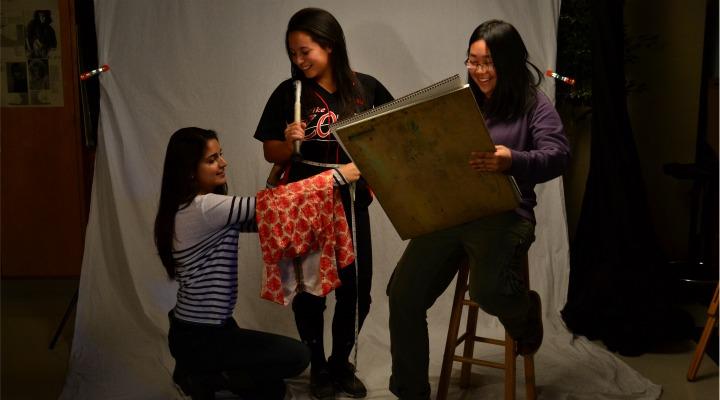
[284,121,306,146]
[338,163,361,183]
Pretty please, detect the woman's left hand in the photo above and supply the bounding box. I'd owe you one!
[469,145,512,173]
[338,163,361,183]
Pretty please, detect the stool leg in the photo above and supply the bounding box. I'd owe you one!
[687,283,719,381]
[505,332,516,400]
[460,304,479,387]
[520,254,537,399]
[437,266,470,400]
[523,355,536,400]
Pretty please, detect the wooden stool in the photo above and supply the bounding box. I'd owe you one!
[437,257,536,400]
[687,282,719,381]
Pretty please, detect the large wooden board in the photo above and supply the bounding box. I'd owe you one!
[333,82,519,239]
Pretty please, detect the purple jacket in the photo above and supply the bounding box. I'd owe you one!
[485,91,570,222]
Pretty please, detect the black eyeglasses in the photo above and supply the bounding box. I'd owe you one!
[464,58,494,72]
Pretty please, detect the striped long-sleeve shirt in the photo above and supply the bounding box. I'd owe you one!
[171,170,348,325]
[172,194,257,325]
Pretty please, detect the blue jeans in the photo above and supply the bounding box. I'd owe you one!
[387,212,535,399]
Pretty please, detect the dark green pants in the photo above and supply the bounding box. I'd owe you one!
[387,212,535,399]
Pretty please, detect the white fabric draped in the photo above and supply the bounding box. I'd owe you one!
[60,1,661,399]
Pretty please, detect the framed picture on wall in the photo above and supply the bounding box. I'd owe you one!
[1,0,64,107]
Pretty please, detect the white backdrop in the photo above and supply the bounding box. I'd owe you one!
[60,1,662,399]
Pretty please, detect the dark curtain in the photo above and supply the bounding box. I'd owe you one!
[76,0,99,148]
[560,0,693,356]
[75,0,99,211]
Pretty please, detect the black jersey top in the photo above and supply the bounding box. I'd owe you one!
[254,73,393,206]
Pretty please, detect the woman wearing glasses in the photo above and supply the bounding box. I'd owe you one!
[387,20,570,399]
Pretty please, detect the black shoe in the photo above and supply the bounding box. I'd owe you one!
[224,371,285,400]
[328,361,367,398]
[172,365,192,395]
[310,368,336,400]
[516,290,543,356]
[175,374,218,400]
[230,380,286,400]
[172,365,222,400]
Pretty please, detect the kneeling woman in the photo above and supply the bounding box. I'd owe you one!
[154,127,360,400]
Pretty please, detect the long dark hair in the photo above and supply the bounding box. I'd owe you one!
[286,7,363,119]
[154,127,227,278]
[33,10,53,24]
[467,20,542,121]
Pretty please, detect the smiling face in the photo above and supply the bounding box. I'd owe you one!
[195,139,227,195]
[468,39,497,98]
[287,30,332,84]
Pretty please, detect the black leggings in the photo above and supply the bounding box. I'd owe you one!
[168,313,310,399]
[292,191,373,369]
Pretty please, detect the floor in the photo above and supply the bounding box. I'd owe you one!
[1,278,718,400]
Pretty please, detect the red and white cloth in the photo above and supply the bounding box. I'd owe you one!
[256,170,355,305]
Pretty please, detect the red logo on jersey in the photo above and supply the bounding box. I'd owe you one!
[304,108,338,140]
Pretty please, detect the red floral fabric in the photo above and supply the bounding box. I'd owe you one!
[256,170,355,305]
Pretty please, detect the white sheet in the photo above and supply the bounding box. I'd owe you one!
[60,1,662,399]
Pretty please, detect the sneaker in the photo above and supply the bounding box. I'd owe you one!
[328,361,367,398]
[516,290,543,356]
[310,368,336,400]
